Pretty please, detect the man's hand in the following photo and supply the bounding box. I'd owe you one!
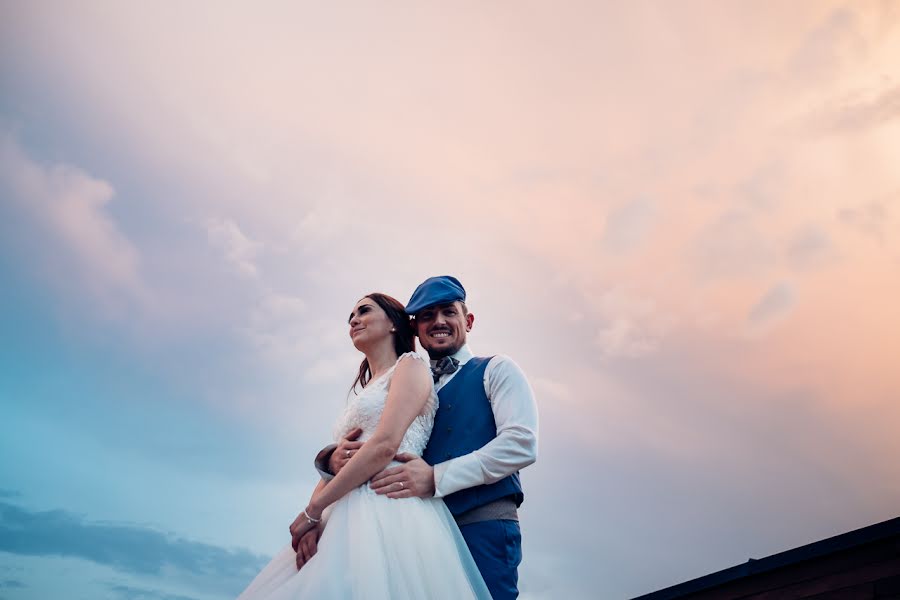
[328,427,364,475]
[370,453,435,498]
[292,523,323,570]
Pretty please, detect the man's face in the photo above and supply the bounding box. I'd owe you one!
[413,301,474,359]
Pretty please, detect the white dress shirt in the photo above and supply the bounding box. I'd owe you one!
[431,344,539,499]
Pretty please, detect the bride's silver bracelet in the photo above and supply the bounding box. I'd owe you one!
[302,508,322,524]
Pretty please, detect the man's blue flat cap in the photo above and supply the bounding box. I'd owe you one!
[405,276,466,315]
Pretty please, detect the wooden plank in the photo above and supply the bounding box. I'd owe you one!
[743,559,900,599]
[682,541,900,599]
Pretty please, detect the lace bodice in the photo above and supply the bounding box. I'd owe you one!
[332,352,437,457]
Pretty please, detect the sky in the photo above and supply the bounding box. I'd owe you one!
[1,1,899,598]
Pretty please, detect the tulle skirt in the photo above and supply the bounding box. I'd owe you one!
[237,485,491,599]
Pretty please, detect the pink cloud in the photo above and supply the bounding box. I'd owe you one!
[0,132,146,310]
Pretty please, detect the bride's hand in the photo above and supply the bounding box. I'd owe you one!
[289,506,323,541]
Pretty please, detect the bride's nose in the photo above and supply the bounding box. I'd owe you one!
[349,314,360,327]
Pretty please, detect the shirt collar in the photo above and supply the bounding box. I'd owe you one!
[429,344,473,367]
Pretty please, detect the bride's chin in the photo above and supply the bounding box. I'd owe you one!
[354,335,395,355]
[351,335,383,353]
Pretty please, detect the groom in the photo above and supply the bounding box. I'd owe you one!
[300,276,538,599]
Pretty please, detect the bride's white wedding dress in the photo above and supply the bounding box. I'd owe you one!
[237,352,490,599]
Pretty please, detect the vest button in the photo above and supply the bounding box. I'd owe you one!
[446,426,453,432]
[447,404,453,410]
[445,453,452,459]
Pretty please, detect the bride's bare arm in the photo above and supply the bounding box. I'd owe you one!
[293,356,431,531]
[290,478,327,570]
[291,478,327,546]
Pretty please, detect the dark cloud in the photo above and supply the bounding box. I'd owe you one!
[817,85,900,134]
[739,163,787,212]
[601,196,657,254]
[107,582,199,600]
[789,7,864,84]
[787,226,837,271]
[0,501,267,593]
[838,200,890,242]
[748,281,795,325]
[691,210,776,280]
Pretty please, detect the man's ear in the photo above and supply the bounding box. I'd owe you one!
[465,313,474,332]
[410,317,419,335]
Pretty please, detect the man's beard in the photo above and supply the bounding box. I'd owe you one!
[422,342,462,359]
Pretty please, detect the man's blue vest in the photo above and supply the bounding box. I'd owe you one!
[422,356,524,516]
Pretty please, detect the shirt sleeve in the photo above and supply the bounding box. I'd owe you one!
[314,444,337,481]
[432,355,539,498]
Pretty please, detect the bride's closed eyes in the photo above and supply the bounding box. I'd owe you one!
[348,304,373,324]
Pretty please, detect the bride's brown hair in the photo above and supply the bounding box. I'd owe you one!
[350,293,416,393]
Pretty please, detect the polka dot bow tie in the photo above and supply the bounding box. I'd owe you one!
[431,356,460,383]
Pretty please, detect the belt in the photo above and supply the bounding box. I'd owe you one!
[454,497,519,527]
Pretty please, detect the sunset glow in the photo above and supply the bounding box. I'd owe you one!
[2,2,899,598]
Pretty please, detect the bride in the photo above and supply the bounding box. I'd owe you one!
[237,293,491,599]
